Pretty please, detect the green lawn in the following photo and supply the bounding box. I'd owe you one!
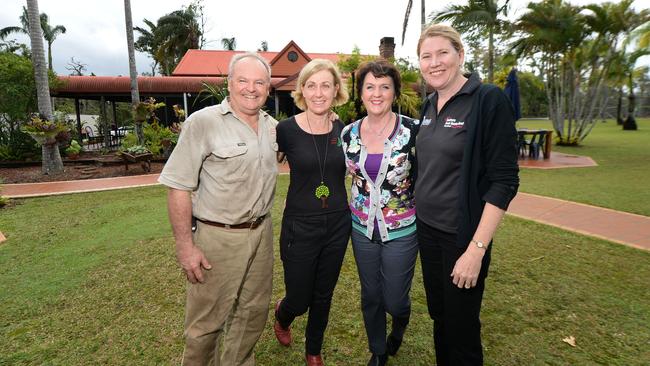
[1,179,648,365]
[517,118,650,216]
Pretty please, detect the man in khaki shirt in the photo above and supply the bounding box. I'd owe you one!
[159,52,278,366]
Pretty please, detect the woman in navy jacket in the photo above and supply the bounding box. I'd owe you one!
[415,24,519,366]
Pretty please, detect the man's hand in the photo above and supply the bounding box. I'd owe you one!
[176,244,212,284]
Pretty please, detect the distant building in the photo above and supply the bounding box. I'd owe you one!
[51,39,395,134]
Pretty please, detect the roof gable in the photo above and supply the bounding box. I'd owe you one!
[268,40,312,77]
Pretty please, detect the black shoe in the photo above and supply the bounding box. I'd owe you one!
[367,353,387,366]
[386,333,403,356]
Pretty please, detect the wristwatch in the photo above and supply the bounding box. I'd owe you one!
[471,239,486,250]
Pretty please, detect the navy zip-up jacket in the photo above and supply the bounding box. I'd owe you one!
[419,78,520,249]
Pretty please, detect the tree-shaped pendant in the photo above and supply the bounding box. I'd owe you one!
[315,182,330,208]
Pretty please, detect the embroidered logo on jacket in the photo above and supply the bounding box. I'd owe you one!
[443,117,465,129]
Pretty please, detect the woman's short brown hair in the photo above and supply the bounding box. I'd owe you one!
[417,23,464,57]
[291,59,349,111]
[355,60,402,99]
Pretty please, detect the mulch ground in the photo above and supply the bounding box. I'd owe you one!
[0,152,164,184]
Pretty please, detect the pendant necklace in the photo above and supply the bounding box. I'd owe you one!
[305,112,331,208]
[367,112,393,137]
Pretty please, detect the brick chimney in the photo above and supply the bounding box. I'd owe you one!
[379,37,395,60]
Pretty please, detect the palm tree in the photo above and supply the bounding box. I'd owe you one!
[221,37,236,51]
[154,5,202,75]
[26,0,63,174]
[124,0,143,144]
[40,14,65,71]
[134,19,159,75]
[134,5,203,75]
[402,0,427,98]
[431,0,511,83]
[511,0,587,144]
[608,49,650,129]
[631,21,650,48]
[1,6,65,71]
[401,0,426,46]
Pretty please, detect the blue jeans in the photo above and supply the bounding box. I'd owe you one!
[351,229,418,355]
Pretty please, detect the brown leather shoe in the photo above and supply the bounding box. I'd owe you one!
[273,299,292,346]
[305,354,324,366]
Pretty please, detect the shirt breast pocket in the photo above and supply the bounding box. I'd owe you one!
[207,145,249,183]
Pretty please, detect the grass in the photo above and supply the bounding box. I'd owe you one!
[1,177,649,365]
[517,118,650,216]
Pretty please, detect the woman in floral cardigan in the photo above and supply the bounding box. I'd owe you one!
[340,60,420,366]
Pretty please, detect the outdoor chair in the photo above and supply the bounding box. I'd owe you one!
[84,126,100,150]
[517,131,528,157]
[528,130,547,160]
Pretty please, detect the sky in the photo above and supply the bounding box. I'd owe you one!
[2,0,649,76]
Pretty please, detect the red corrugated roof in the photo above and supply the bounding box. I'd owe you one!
[53,75,285,94]
[173,48,349,77]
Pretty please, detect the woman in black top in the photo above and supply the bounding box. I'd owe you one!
[415,24,519,365]
[273,58,350,366]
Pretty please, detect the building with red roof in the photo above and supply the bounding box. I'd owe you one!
[51,38,396,135]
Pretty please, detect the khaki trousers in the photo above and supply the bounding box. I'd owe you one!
[182,218,274,366]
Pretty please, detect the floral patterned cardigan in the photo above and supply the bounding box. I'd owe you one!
[340,114,420,241]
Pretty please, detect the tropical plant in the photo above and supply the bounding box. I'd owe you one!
[65,139,82,156]
[133,19,159,75]
[134,2,204,75]
[195,80,229,106]
[509,0,649,145]
[0,5,65,71]
[40,13,66,71]
[394,58,422,117]
[122,97,173,156]
[431,0,512,83]
[221,37,236,50]
[26,0,63,174]
[631,21,650,48]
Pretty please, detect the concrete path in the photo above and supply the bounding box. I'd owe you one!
[2,174,649,251]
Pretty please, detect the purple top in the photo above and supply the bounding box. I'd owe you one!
[364,153,383,182]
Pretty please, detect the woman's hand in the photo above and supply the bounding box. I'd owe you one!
[451,245,485,289]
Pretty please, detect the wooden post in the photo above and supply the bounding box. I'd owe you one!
[75,98,82,139]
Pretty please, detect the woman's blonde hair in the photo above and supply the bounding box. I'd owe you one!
[417,23,464,57]
[291,59,349,111]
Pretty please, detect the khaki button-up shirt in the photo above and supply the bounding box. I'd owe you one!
[158,98,278,224]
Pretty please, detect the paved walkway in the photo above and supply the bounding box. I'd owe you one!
[2,173,648,251]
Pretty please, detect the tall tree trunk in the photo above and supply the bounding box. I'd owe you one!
[420,0,427,100]
[124,0,143,144]
[616,88,624,125]
[488,29,494,83]
[47,40,53,71]
[623,78,637,130]
[27,0,63,175]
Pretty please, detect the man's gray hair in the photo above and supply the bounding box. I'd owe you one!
[227,52,272,81]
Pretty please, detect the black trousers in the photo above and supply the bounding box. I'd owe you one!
[276,210,351,355]
[417,218,492,366]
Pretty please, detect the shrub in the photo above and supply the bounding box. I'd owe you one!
[65,140,82,156]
